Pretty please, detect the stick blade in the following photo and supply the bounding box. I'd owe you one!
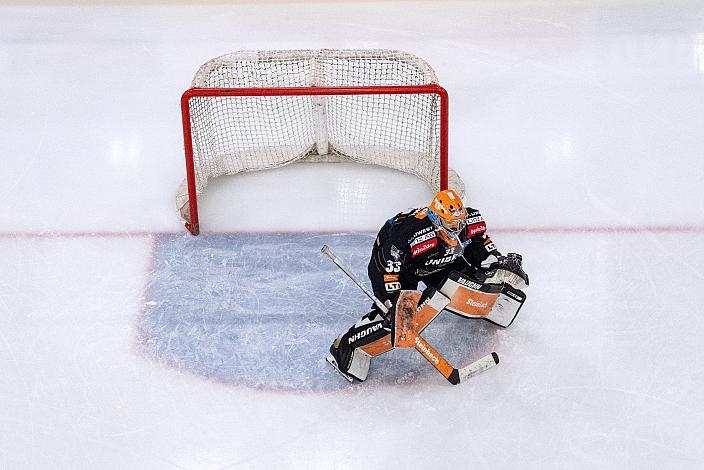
[456,352,500,384]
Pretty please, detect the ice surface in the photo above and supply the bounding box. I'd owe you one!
[140,233,500,391]
[2,1,704,469]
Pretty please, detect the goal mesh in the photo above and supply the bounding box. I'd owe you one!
[178,49,464,233]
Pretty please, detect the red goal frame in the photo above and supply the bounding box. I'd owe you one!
[180,84,449,235]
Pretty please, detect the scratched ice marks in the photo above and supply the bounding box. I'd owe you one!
[140,233,499,391]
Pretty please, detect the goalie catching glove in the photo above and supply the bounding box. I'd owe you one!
[480,252,529,290]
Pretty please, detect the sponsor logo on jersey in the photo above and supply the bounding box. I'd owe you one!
[349,323,383,344]
[484,241,496,252]
[412,238,437,257]
[466,298,489,308]
[385,281,401,292]
[384,274,399,282]
[389,244,401,260]
[415,337,439,365]
[411,225,433,239]
[425,255,454,266]
[410,231,436,247]
[468,223,486,236]
[455,276,483,290]
[465,211,486,236]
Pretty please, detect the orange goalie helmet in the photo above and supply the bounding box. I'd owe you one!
[427,189,467,245]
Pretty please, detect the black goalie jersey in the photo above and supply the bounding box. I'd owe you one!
[367,206,500,306]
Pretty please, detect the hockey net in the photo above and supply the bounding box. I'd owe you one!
[178,49,465,234]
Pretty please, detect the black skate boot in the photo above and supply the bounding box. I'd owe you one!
[326,337,355,383]
[326,336,371,383]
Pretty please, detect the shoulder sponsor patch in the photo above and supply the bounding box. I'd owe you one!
[389,244,401,260]
[468,222,486,236]
[465,210,486,236]
[410,230,436,247]
[412,238,437,257]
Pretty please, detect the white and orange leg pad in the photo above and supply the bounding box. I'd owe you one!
[439,271,526,328]
[357,289,450,358]
[393,289,450,348]
[345,349,372,382]
[358,334,393,358]
[485,284,526,328]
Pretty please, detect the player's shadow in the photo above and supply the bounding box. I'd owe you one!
[138,233,502,392]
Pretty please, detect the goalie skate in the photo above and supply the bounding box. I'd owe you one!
[326,338,371,383]
[325,353,354,383]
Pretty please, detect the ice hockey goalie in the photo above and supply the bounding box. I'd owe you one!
[326,189,529,383]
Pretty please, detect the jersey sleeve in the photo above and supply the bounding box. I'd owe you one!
[371,233,408,278]
[368,216,417,304]
[463,208,501,267]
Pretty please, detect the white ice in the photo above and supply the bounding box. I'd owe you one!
[2,1,704,469]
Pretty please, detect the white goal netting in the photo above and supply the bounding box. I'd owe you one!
[178,49,464,232]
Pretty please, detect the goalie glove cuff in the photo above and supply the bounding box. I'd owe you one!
[483,253,529,290]
[480,254,499,270]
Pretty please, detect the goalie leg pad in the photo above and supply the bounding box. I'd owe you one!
[345,311,391,346]
[344,310,392,357]
[346,348,371,381]
[329,310,392,382]
[393,290,422,348]
[484,284,527,328]
[392,289,449,348]
[439,271,502,318]
[359,333,393,358]
[415,287,450,334]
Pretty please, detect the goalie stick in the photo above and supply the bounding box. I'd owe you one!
[321,244,499,385]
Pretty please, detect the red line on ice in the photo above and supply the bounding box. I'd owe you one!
[1,225,704,238]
